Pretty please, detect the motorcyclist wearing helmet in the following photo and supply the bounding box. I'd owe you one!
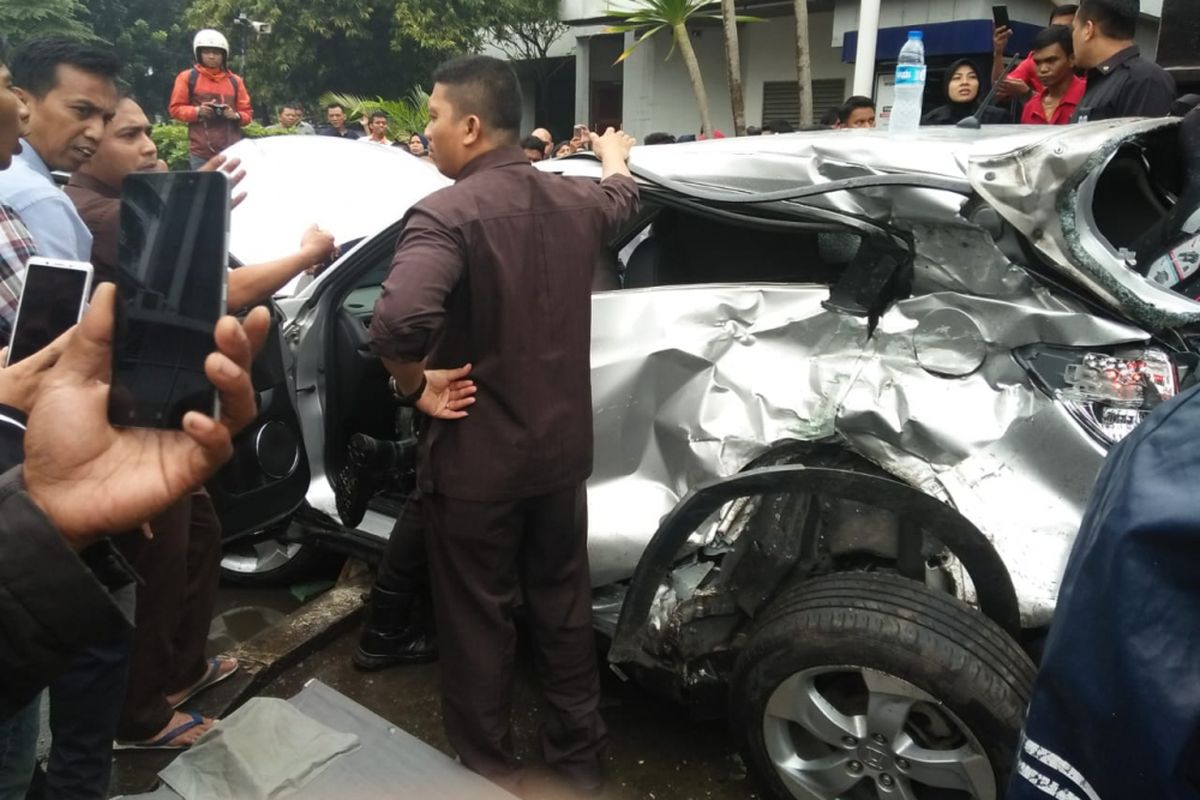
[168,30,253,168]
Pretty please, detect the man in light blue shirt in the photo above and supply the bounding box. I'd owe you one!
[0,37,118,280]
[1,139,94,262]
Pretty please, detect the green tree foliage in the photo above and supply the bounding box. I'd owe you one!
[484,0,567,127]
[182,0,493,127]
[0,0,94,43]
[83,0,194,118]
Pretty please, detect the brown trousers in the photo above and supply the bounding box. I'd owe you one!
[113,492,222,740]
[423,483,606,784]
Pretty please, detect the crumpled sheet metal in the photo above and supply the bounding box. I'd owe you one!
[621,126,1064,224]
[967,117,1200,332]
[588,223,1149,627]
[545,128,1074,227]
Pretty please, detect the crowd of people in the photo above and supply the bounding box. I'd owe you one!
[0,0,1197,798]
[0,34,336,799]
[159,0,1183,177]
[0,30,634,799]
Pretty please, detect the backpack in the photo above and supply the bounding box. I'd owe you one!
[187,67,240,111]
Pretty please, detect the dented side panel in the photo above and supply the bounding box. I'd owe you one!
[587,223,1148,628]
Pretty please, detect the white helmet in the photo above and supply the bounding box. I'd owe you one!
[193,29,229,63]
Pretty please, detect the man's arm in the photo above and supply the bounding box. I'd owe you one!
[168,72,199,124]
[226,225,336,309]
[996,52,1036,101]
[991,25,1014,85]
[368,208,465,377]
[367,210,477,418]
[589,128,640,239]
[0,466,130,717]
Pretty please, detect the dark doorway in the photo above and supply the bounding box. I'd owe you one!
[589,34,624,132]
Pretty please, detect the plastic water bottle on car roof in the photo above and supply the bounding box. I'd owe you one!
[889,31,926,137]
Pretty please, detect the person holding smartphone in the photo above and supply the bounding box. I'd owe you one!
[64,93,336,751]
[0,36,145,800]
[0,285,269,769]
[992,4,1079,101]
[168,30,253,169]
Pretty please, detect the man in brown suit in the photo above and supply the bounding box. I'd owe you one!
[368,55,638,794]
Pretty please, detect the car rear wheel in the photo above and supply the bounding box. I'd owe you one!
[730,572,1034,800]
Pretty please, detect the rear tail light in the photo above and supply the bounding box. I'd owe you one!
[1017,345,1180,447]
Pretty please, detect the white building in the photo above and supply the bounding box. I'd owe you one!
[511,0,1163,141]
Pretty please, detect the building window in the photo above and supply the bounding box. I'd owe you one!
[761,80,847,127]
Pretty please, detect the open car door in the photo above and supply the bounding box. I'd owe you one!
[206,303,309,538]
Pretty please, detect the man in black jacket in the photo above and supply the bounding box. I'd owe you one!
[1071,0,1176,121]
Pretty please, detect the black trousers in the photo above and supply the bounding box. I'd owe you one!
[113,492,222,741]
[422,483,606,785]
[44,613,132,799]
[376,492,429,601]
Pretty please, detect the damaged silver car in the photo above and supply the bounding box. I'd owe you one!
[209,117,1199,800]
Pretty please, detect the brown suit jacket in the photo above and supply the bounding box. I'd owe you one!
[370,147,639,502]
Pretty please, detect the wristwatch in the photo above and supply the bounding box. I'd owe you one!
[389,374,427,406]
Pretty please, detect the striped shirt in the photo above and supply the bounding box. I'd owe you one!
[0,203,36,343]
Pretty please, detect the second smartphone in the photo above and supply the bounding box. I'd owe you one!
[4,256,93,366]
[109,170,229,429]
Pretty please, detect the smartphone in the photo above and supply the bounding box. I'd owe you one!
[4,257,92,365]
[574,123,590,139]
[992,4,1011,29]
[109,171,229,429]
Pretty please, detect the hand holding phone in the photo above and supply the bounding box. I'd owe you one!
[110,171,230,430]
[23,284,271,545]
[992,5,1011,31]
[574,124,591,149]
[5,257,92,367]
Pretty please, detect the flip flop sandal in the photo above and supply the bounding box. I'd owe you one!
[114,711,208,751]
[170,656,239,709]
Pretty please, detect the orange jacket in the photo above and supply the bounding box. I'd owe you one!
[168,64,254,157]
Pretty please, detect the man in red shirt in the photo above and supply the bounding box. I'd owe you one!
[1021,25,1087,124]
[168,30,253,168]
[993,3,1078,100]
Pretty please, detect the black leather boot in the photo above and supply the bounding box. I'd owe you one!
[333,434,394,529]
[353,585,438,669]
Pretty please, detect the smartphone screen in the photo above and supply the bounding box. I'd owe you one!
[992,4,1010,29]
[5,258,92,365]
[109,171,229,429]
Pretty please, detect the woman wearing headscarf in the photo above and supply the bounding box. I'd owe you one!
[922,58,1009,126]
[405,132,429,156]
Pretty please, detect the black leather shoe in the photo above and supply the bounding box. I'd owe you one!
[353,585,438,669]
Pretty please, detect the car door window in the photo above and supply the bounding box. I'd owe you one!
[618,205,859,288]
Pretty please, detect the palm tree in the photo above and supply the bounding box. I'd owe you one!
[720,0,746,136]
[606,0,723,136]
[793,0,814,126]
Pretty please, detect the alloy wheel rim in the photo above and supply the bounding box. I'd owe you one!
[762,665,995,800]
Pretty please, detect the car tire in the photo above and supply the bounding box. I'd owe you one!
[730,571,1034,800]
[220,529,335,587]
